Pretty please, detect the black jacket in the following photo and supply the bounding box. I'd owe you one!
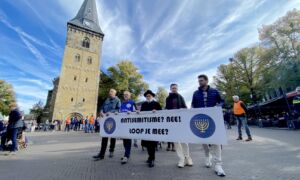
[8,108,22,129]
[141,101,162,111]
[165,93,187,110]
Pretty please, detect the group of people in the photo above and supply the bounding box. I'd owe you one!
[90,74,254,177]
[64,115,100,133]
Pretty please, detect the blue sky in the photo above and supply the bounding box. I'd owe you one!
[0,0,299,113]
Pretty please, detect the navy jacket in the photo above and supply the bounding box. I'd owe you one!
[191,86,224,108]
[8,108,23,129]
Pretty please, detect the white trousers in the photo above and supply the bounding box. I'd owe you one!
[175,143,190,160]
[202,144,222,165]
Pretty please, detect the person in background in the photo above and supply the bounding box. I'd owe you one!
[233,95,252,141]
[89,115,95,133]
[223,109,232,129]
[120,91,137,164]
[191,74,226,177]
[84,116,89,133]
[65,117,71,132]
[93,89,121,160]
[0,103,23,154]
[165,83,193,168]
[140,90,162,168]
[95,115,101,133]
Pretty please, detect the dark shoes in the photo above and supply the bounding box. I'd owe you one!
[93,154,104,161]
[236,137,243,140]
[148,160,155,168]
[109,152,114,158]
[245,137,253,142]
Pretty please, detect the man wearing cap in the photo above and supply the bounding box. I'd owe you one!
[140,90,162,168]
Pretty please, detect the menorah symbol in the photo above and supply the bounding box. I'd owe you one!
[195,119,209,133]
[106,122,113,131]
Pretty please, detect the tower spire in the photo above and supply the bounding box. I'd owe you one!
[68,0,104,36]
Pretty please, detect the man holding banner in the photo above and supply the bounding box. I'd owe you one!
[140,90,162,168]
[93,89,121,161]
[120,91,137,164]
[165,83,193,168]
[191,74,226,177]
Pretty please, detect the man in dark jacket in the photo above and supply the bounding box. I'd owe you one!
[165,84,193,168]
[140,90,162,168]
[1,103,22,154]
[93,89,121,160]
[191,74,226,177]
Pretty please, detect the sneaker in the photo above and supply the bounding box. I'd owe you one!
[93,154,101,159]
[109,152,114,158]
[94,156,104,161]
[177,158,185,168]
[205,156,212,168]
[121,157,128,164]
[214,164,226,177]
[185,157,193,166]
[166,147,171,151]
[236,137,243,140]
[245,137,252,142]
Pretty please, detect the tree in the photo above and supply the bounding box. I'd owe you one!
[0,80,16,115]
[156,87,168,108]
[30,100,44,123]
[98,60,149,110]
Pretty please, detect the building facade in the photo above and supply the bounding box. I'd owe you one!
[51,0,104,122]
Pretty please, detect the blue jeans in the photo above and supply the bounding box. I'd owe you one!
[89,124,94,133]
[123,139,132,158]
[1,128,19,151]
[235,116,251,138]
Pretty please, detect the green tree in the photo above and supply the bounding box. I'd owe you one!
[0,80,16,115]
[30,100,44,121]
[156,87,168,108]
[98,60,149,110]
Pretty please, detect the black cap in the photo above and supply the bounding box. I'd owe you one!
[144,90,155,97]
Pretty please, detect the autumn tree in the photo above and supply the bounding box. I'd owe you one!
[156,87,168,108]
[0,80,16,115]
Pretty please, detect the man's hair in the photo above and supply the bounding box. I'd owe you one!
[123,90,131,97]
[232,95,239,100]
[198,74,208,81]
[170,83,178,88]
[110,89,117,94]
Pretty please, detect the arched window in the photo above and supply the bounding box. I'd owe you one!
[75,54,80,62]
[82,37,90,48]
[71,97,74,102]
[83,98,85,102]
[87,57,92,64]
[74,76,77,81]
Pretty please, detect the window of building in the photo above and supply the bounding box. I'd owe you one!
[74,76,77,81]
[71,97,74,102]
[87,57,92,64]
[82,37,90,48]
[75,54,80,62]
[83,98,85,102]
[85,78,88,82]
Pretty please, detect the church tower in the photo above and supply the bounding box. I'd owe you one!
[52,0,104,122]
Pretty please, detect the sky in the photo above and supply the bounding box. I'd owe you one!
[0,0,300,113]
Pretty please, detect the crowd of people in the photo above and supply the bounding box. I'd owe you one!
[91,74,252,177]
[64,115,100,133]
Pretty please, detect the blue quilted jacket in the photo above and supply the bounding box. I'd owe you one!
[191,86,224,108]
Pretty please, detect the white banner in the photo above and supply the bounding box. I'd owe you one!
[100,107,227,145]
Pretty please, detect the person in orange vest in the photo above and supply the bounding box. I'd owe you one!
[89,115,95,133]
[233,95,252,141]
[65,117,71,132]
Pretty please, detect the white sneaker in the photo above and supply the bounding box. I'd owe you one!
[177,158,185,168]
[205,156,212,168]
[214,164,226,177]
[185,157,193,166]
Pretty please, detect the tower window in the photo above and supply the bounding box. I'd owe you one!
[82,37,90,48]
[71,97,74,102]
[74,76,77,81]
[83,98,85,102]
[87,57,92,64]
[85,78,88,82]
[75,54,80,62]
